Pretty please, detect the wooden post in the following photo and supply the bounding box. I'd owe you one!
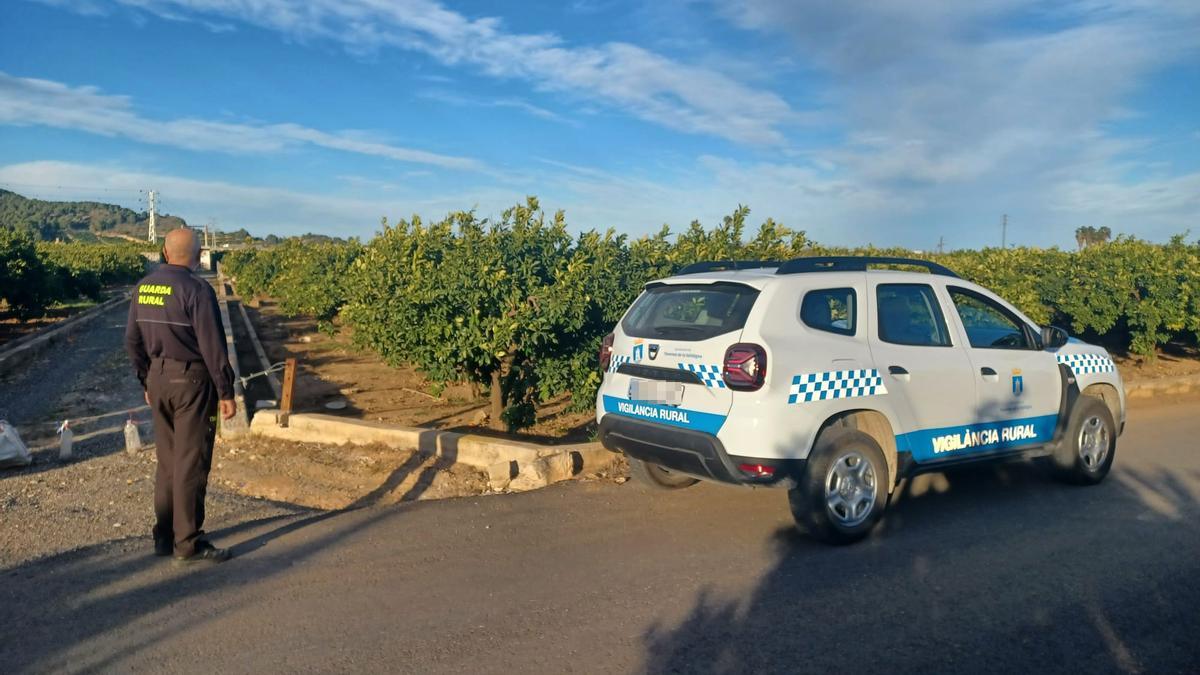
[279,358,297,427]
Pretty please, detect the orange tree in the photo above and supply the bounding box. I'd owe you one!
[344,198,627,429]
[342,200,818,429]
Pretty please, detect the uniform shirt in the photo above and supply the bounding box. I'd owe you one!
[124,264,236,400]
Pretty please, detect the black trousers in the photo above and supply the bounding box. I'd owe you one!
[146,358,218,557]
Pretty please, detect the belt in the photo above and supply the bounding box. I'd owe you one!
[150,357,203,373]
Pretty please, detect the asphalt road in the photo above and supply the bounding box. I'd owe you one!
[3,396,1199,674]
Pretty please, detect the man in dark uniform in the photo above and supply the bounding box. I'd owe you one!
[125,228,236,564]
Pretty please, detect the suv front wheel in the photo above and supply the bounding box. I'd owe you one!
[790,428,889,545]
[1052,396,1117,485]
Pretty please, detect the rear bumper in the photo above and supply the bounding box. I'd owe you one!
[598,414,801,486]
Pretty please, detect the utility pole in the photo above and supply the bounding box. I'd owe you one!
[205,222,211,249]
[147,190,157,243]
[1001,213,1008,249]
[937,236,945,255]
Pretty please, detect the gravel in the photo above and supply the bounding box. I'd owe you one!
[0,300,305,570]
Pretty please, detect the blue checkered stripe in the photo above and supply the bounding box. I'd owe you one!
[788,369,887,404]
[678,363,726,389]
[1057,353,1115,375]
[608,355,632,373]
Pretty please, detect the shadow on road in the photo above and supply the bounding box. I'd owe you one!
[0,436,462,673]
[641,460,1200,673]
[3,432,1199,672]
[229,432,458,554]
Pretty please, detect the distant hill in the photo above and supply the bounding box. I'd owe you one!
[0,189,354,246]
[0,189,188,241]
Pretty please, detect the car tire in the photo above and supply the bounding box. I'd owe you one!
[789,428,889,545]
[1052,395,1116,485]
[627,458,699,490]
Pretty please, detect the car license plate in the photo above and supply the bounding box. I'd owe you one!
[628,378,684,406]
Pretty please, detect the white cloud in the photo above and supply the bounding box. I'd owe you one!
[711,0,1200,244]
[0,71,483,170]
[17,1,1200,246]
[531,156,903,244]
[417,89,577,125]
[5,156,1196,248]
[1053,173,1200,219]
[721,0,1200,184]
[0,157,896,244]
[70,0,798,144]
[0,160,518,237]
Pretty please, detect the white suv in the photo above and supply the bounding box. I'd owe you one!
[595,257,1124,544]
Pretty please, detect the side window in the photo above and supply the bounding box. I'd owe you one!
[948,287,1032,350]
[800,288,856,336]
[876,284,951,347]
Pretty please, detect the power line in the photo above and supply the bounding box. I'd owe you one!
[0,181,143,196]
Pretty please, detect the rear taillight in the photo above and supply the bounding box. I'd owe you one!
[738,463,776,480]
[599,332,615,372]
[723,343,766,391]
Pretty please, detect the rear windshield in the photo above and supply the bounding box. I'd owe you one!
[622,283,759,340]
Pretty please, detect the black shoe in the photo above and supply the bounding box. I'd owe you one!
[154,538,173,557]
[173,540,232,566]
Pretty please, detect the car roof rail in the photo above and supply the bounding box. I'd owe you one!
[676,260,781,275]
[775,256,960,278]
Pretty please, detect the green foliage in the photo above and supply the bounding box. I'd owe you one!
[0,229,147,316]
[224,239,362,330]
[0,227,57,316]
[36,241,148,300]
[1045,236,1200,355]
[269,240,362,327]
[342,199,604,428]
[222,247,278,299]
[276,200,812,429]
[219,198,1199,430]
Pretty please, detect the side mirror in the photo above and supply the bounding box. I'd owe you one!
[1041,325,1069,350]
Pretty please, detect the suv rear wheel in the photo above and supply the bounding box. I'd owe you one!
[627,458,699,490]
[1052,396,1116,485]
[790,428,889,545]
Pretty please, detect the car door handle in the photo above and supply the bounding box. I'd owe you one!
[980,367,1000,381]
[888,365,910,381]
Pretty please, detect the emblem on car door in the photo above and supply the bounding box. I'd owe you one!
[1011,368,1024,396]
[648,344,659,360]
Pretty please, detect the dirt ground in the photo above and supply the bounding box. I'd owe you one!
[0,299,98,347]
[0,429,624,569]
[240,300,596,443]
[0,439,303,570]
[212,436,491,510]
[1112,342,1200,380]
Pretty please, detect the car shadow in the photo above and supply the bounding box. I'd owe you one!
[640,459,1200,673]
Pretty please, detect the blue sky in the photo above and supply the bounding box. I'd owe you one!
[1,0,1197,249]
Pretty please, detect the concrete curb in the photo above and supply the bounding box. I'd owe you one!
[249,409,619,492]
[0,293,129,376]
[1124,374,1200,399]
